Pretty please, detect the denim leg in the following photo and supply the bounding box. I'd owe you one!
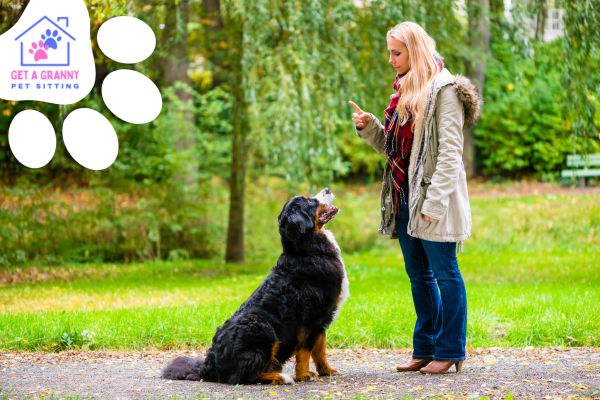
[396,206,440,359]
[421,239,467,361]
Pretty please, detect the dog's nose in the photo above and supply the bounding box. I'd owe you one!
[324,188,330,194]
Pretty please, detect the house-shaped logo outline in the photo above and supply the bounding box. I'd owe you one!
[15,16,76,67]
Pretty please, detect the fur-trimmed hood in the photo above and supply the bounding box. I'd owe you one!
[431,69,482,127]
[453,75,482,127]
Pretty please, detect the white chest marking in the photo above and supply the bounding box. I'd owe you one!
[323,229,349,322]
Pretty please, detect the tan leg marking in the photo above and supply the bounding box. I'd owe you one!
[311,332,338,376]
[294,348,317,382]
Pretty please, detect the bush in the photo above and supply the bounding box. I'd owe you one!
[0,183,226,267]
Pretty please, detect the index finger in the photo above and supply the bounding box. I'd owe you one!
[348,101,363,114]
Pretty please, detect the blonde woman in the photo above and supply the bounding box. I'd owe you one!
[349,21,481,374]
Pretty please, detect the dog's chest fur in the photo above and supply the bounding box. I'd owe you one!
[323,229,349,321]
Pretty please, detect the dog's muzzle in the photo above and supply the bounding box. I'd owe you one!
[315,188,339,223]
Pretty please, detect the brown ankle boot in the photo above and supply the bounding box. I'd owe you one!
[419,360,463,374]
[395,358,433,372]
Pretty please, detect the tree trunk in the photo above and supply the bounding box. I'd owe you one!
[464,0,490,178]
[202,0,226,87]
[160,0,199,195]
[161,0,193,90]
[535,0,547,41]
[224,12,247,264]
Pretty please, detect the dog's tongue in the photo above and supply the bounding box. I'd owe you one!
[320,205,339,223]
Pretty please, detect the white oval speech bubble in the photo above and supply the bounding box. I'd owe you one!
[8,110,56,169]
[97,16,156,64]
[101,69,162,124]
[62,108,118,171]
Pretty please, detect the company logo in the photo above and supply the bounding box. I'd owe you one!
[0,0,95,105]
[16,16,75,66]
[10,16,80,93]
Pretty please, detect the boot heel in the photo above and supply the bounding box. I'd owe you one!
[455,361,463,373]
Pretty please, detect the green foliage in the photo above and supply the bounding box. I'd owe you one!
[0,183,225,267]
[193,87,233,178]
[66,83,232,186]
[563,0,600,152]
[58,329,97,351]
[472,0,600,178]
[475,39,600,178]
[222,0,358,185]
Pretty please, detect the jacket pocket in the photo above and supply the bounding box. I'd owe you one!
[420,175,432,187]
[416,175,431,222]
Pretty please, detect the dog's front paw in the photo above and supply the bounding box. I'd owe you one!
[318,367,339,376]
[280,373,295,385]
[258,372,295,385]
[295,371,318,382]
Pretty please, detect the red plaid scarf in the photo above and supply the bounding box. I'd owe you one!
[384,74,413,213]
[384,59,444,213]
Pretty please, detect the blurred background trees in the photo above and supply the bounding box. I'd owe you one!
[1,0,599,265]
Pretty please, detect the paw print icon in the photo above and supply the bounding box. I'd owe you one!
[0,0,162,170]
[41,28,62,50]
[28,39,49,62]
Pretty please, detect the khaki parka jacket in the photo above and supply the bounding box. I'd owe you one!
[357,68,482,244]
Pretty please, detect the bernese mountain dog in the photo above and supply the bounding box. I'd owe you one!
[162,188,348,385]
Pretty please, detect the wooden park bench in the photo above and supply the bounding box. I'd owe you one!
[561,154,600,187]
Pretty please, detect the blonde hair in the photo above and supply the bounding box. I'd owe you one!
[387,22,440,132]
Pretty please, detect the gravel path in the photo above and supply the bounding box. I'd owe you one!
[1,348,598,399]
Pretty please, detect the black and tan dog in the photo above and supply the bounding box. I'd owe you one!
[162,188,348,384]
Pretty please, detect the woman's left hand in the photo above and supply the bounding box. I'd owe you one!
[421,213,435,222]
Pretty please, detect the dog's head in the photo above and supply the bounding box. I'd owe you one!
[278,188,339,245]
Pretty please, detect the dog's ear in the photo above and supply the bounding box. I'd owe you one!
[277,200,291,224]
[279,209,314,239]
[288,212,314,235]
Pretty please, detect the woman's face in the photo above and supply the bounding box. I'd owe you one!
[387,36,410,75]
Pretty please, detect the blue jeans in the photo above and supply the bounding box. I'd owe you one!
[396,203,467,361]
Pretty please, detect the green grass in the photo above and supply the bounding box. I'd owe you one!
[0,186,599,351]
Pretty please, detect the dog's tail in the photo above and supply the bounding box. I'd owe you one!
[161,356,205,381]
